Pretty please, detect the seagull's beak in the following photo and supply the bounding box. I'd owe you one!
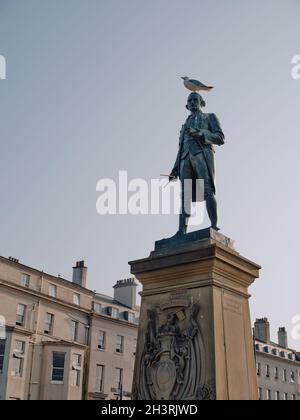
[181,77,185,79]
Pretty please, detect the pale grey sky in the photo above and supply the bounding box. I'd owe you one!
[0,0,299,346]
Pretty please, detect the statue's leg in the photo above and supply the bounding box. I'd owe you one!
[190,153,219,230]
[178,157,193,235]
[205,191,219,231]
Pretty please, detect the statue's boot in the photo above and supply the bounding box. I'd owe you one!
[172,213,188,237]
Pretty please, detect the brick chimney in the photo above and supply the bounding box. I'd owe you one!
[278,327,288,349]
[113,278,138,309]
[72,261,87,288]
[254,318,270,343]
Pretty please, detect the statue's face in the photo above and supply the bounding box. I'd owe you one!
[187,95,201,112]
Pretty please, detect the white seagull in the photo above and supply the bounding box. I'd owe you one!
[181,76,214,92]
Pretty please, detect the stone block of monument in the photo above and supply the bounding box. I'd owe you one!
[129,229,260,400]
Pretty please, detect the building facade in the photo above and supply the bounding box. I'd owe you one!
[0,256,139,400]
[254,318,300,401]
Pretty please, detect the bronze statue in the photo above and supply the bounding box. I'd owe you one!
[170,92,225,234]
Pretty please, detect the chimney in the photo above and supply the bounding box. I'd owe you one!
[278,327,288,349]
[254,318,270,343]
[113,278,138,309]
[72,261,87,288]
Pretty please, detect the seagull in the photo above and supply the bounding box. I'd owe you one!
[181,76,214,92]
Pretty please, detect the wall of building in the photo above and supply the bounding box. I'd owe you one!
[256,351,300,400]
[0,256,139,400]
[87,314,137,399]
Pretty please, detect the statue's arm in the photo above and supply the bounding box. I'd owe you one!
[202,114,225,146]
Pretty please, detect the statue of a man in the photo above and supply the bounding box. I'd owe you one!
[170,92,225,234]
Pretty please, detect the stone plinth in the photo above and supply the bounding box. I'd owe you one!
[129,229,260,400]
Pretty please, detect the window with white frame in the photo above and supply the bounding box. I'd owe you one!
[0,340,5,372]
[44,313,54,334]
[283,393,288,400]
[266,389,272,400]
[71,354,82,387]
[111,308,119,318]
[258,387,263,400]
[94,303,102,313]
[71,320,79,342]
[274,366,279,379]
[95,364,105,393]
[266,364,270,378]
[127,312,135,323]
[291,371,295,383]
[98,331,106,350]
[52,352,65,383]
[16,304,26,326]
[116,335,124,353]
[20,274,30,288]
[283,369,287,382]
[275,391,280,400]
[73,293,80,306]
[256,362,261,376]
[13,340,25,377]
[49,284,57,298]
[114,367,123,390]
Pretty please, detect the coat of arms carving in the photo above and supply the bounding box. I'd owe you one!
[133,291,215,400]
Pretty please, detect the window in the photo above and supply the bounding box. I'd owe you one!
[274,367,279,379]
[49,284,57,298]
[0,340,5,372]
[127,312,135,323]
[73,293,80,306]
[71,354,81,387]
[44,313,54,334]
[52,352,65,383]
[116,335,124,353]
[256,362,261,376]
[114,368,123,390]
[98,331,106,350]
[13,340,25,377]
[266,364,270,378]
[258,387,263,400]
[85,325,89,345]
[283,369,287,382]
[111,308,119,318]
[94,303,102,313]
[16,304,26,326]
[95,365,105,393]
[71,320,79,342]
[20,274,30,288]
[292,394,296,401]
[283,393,288,400]
[275,391,280,401]
[291,371,295,383]
[266,389,272,400]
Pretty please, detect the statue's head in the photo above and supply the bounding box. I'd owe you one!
[186,92,206,112]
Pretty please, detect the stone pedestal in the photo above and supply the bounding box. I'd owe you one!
[129,229,260,401]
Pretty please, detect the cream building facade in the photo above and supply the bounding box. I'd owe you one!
[0,256,139,400]
[254,318,300,401]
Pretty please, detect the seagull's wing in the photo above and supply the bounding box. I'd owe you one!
[189,79,210,88]
[188,79,205,87]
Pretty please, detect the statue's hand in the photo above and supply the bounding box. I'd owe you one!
[199,129,210,138]
[169,170,178,182]
[188,128,200,137]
